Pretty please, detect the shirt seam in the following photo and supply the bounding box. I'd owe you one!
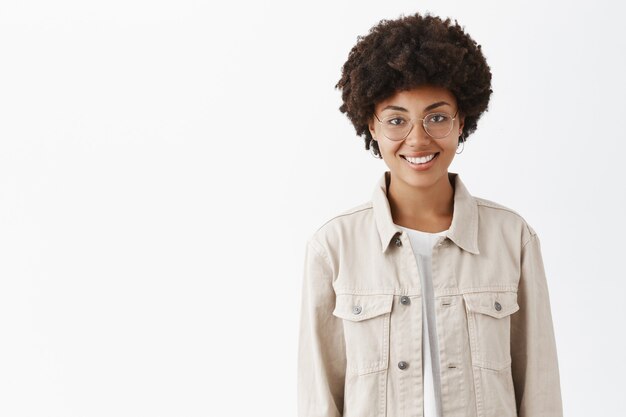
[475,199,524,217]
[476,198,538,246]
[307,237,333,272]
[521,232,538,250]
[313,205,373,233]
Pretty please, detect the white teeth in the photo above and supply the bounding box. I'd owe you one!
[403,153,436,164]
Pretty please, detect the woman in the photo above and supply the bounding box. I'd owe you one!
[297,11,563,417]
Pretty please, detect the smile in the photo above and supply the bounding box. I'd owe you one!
[400,152,440,170]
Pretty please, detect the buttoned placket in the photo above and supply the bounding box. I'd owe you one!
[393,233,413,373]
[391,229,451,414]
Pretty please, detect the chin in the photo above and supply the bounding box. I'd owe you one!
[393,164,446,186]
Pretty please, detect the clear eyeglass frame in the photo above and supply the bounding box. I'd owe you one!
[373,108,460,141]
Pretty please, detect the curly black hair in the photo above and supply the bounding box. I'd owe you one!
[335,11,493,158]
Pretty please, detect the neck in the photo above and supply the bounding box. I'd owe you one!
[386,172,455,233]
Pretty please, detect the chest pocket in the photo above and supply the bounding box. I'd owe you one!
[332,293,393,376]
[463,291,520,371]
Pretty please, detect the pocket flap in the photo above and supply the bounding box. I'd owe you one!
[332,293,394,322]
[463,291,519,319]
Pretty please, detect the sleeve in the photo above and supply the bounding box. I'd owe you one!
[510,232,564,417]
[297,238,346,417]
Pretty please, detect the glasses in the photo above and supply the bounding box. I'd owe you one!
[373,108,459,141]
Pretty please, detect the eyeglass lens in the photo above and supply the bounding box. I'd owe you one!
[381,113,454,140]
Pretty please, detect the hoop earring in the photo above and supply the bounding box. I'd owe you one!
[456,135,465,154]
[370,139,381,158]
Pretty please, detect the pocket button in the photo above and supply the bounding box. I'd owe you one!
[494,301,502,311]
[352,305,362,315]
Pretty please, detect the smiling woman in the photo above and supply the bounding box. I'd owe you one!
[297,10,563,417]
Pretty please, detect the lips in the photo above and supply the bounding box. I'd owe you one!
[400,152,439,163]
[400,152,440,171]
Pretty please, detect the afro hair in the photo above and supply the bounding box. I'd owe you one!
[335,11,493,158]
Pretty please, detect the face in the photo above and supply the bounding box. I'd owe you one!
[368,85,465,189]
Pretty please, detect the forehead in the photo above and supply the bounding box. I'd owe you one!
[376,85,456,110]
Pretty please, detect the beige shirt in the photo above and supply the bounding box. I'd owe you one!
[297,170,563,417]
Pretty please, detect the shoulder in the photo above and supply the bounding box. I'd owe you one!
[473,196,537,245]
[307,200,374,248]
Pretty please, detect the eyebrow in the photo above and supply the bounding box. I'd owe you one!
[381,101,451,113]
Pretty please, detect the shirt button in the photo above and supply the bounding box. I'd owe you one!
[393,236,402,247]
[400,296,410,305]
[398,361,409,370]
[352,305,362,315]
[494,301,502,311]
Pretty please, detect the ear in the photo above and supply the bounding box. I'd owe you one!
[368,116,377,139]
[458,114,465,134]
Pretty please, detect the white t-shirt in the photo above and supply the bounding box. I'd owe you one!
[396,224,448,417]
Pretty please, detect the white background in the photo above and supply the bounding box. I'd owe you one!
[1,0,624,415]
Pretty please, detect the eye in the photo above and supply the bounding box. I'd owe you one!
[385,117,407,126]
[427,113,450,123]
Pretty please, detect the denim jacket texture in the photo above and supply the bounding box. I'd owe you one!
[297,170,563,417]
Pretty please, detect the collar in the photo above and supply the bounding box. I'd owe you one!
[372,170,480,255]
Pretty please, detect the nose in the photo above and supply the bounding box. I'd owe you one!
[403,119,432,146]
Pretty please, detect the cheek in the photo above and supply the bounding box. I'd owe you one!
[379,142,402,157]
[441,141,460,159]
[443,137,460,151]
